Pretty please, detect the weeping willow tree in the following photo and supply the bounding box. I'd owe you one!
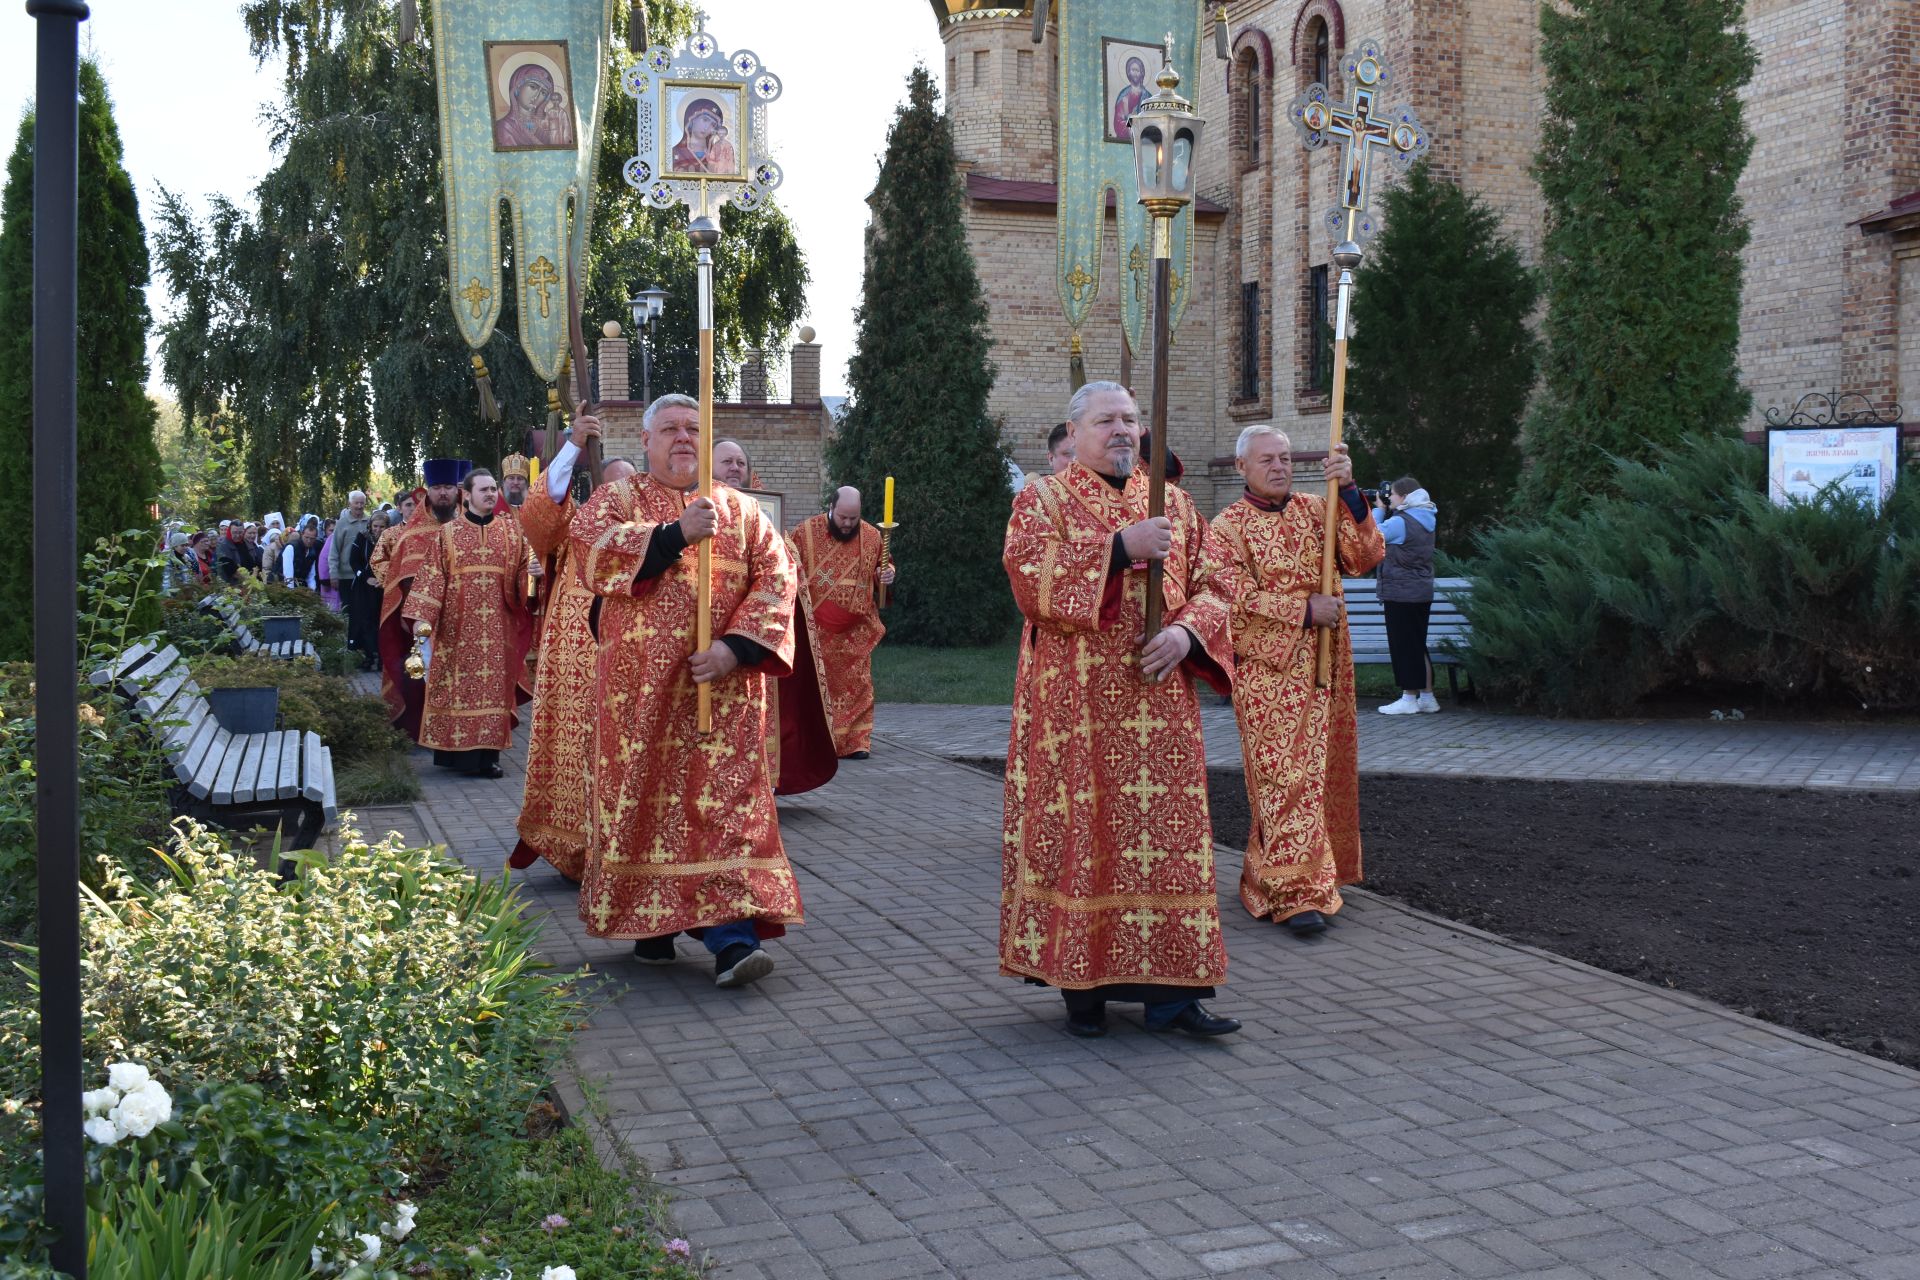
[155,0,807,513]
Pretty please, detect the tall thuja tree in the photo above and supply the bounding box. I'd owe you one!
[829,66,1012,647]
[156,0,804,509]
[1521,0,1756,514]
[0,60,163,659]
[1347,162,1539,546]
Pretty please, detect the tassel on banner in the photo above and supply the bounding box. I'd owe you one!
[628,0,648,53]
[1215,4,1229,59]
[546,384,563,452]
[399,0,418,45]
[1068,331,1086,392]
[471,353,500,422]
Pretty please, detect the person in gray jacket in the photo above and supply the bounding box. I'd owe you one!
[330,490,372,590]
[1376,477,1440,715]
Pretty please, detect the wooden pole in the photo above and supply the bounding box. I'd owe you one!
[691,215,720,733]
[1142,215,1172,641]
[1315,242,1360,689]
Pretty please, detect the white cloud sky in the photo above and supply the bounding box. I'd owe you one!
[0,1,947,400]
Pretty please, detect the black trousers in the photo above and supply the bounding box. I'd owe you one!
[433,748,499,775]
[1382,599,1432,692]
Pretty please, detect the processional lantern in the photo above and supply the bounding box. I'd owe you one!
[623,20,784,733]
[1286,36,1428,688]
[1126,37,1205,642]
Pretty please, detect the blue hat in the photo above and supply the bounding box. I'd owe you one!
[423,459,472,487]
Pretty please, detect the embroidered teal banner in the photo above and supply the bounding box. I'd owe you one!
[432,0,616,382]
[1056,0,1203,353]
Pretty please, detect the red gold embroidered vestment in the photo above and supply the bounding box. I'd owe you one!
[512,484,596,877]
[999,463,1237,991]
[571,477,805,940]
[403,511,536,754]
[371,504,441,740]
[786,513,886,755]
[1211,493,1384,922]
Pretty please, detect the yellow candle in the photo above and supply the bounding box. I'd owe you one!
[529,455,542,487]
[883,475,895,525]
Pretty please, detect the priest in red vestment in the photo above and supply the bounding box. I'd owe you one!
[511,418,634,877]
[370,480,446,741]
[1212,426,1385,936]
[787,488,895,758]
[1000,381,1242,1039]
[570,394,804,990]
[404,467,536,778]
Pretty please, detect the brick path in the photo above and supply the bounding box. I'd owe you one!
[875,702,1920,791]
[347,690,1920,1280]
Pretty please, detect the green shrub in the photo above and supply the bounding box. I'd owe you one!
[88,1170,332,1280]
[188,655,402,768]
[1464,436,1920,714]
[0,823,577,1166]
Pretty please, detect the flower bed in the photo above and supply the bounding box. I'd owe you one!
[0,823,703,1280]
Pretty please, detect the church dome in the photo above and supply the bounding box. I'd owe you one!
[927,0,1033,28]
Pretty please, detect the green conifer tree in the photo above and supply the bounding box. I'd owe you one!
[0,60,164,660]
[1347,162,1539,545]
[1521,0,1757,514]
[827,66,1013,647]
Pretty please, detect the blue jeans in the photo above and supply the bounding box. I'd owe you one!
[697,920,760,956]
[1143,998,1198,1029]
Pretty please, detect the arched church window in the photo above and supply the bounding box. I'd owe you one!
[1310,17,1329,86]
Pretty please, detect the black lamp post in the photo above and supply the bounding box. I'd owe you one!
[27,0,91,1274]
[627,285,670,405]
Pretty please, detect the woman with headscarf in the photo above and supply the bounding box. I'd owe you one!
[494,62,572,148]
[670,96,737,174]
[347,508,390,671]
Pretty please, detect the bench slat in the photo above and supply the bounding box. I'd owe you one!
[212,735,253,805]
[90,640,152,687]
[232,735,266,804]
[276,731,302,799]
[301,732,325,804]
[174,717,219,785]
[318,746,337,828]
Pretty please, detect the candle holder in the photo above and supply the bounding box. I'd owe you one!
[876,521,898,609]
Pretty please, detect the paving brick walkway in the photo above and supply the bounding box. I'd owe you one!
[875,702,1920,791]
[348,691,1920,1280]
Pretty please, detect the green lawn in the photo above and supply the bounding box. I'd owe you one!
[873,641,1020,705]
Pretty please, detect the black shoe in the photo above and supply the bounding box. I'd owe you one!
[1283,910,1328,937]
[632,934,677,966]
[1151,1002,1242,1037]
[1065,1014,1108,1038]
[715,943,775,989]
[847,750,870,760]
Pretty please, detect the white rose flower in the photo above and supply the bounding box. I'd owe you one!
[540,1268,576,1280]
[384,1200,417,1240]
[105,1062,151,1093]
[82,1115,122,1145]
[81,1088,118,1115]
[357,1232,382,1262]
[108,1081,171,1138]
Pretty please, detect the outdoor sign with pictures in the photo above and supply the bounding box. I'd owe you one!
[622,24,784,214]
[431,0,619,383]
[1766,426,1901,513]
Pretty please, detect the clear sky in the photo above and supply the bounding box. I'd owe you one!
[0,1,948,400]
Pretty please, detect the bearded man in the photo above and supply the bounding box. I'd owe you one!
[1000,381,1241,1039]
[786,487,895,759]
[500,452,531,507]
[569,393,804,989]
[372,474,457,741]
[1212,425,1385,936]
[511,417,634,878]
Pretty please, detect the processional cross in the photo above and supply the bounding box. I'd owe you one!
[1286,38,1429,689]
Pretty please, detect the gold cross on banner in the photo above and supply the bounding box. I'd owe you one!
[458,276,492,319]
[1065,264,1095,302]
[525,255,561,319]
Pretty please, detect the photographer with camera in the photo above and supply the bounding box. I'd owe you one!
[1375,477,1441,715]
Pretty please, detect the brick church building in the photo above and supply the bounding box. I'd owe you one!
[929,0,1919,515]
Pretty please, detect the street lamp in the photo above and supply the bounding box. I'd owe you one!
[626,284,670,404]
[1127,35,1205,641]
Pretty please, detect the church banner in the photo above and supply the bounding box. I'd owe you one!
[432,0,618,383]
[1055,0,1205,355]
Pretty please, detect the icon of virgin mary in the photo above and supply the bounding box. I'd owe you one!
[670,96,738,174]
[495,58,575,150]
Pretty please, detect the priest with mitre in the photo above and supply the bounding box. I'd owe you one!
[999,381,1242,1039]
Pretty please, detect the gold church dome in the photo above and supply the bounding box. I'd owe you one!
[928,0,1032,27]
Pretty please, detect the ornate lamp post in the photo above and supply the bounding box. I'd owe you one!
[626,284,670,405]
[1127,36,1205,641]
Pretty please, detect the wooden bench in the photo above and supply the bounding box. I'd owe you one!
[199,592,320,664]
[1343,576,1474,699]
[90,640,337,849]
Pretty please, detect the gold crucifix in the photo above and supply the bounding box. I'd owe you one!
[458,276,492,319]
[1065,264,1095,302]
[525,255,561,319]
[1290,39,1429,241]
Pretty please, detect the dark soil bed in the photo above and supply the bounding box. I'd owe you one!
[962,755,1920,1070]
